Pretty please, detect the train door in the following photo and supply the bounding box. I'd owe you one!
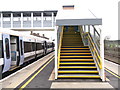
[52,42,54,51]
[44,41,47,55]
[10,36,19,67]
[19,37,24,65]
[2,34,11,73]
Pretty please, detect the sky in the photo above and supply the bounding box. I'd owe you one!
[0,0,119,40]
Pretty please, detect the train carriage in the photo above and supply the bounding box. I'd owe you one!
[0,29,54,73]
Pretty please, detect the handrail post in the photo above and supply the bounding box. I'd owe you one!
[100,27,105,81]
[55,26,58,79]
[56,26,64,79]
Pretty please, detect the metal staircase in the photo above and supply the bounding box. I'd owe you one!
[57,26,100,79]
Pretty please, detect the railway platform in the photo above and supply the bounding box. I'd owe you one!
[1,54,119,89]
[1,52,54,89]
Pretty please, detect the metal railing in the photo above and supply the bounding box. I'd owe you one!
[87,32,102,69]
[79,25,105,81]
[57,26,64,69]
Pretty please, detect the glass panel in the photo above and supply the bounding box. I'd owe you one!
[32,42,36,51]
[36,43,43,50]
[24,42,32,53]
[5,38,10,59]
[0,40,2,58]
[95,31,100,49]
[90,26,94,38]
[20,40,23,55]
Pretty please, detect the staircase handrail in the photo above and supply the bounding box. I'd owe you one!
[58,26,64,69]
[87,32,102,69]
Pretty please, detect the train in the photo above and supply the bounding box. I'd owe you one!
[0,29,54,73]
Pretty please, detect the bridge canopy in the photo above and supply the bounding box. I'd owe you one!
[56,6,102,26]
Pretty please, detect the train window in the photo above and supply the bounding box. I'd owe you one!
[20,40,23,55]
[5,38,10,59]
[24,42,32,53]
[0,40,3,58]
[49,43,51,48]
[42,43,44,49]
[47,43,49,48]
[44,41,47,48]
[32,42,36,51]
[52,42,54,47]
[49,43,52,48]
[36,43,43,50]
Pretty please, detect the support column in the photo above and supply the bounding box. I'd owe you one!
[21,13,23,28]
[11,13,13,28]
[55,26,58,79]
[31,12,33,28]
[84,25,86,32]
[0,13,3,28]
[94,26,96,39]
[41,12,43,27]
[52,12,54,27]
[88,25,90,32]
[100,27,105,81]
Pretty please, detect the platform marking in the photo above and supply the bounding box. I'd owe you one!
[19,56,54,90]
[105,68,120,79]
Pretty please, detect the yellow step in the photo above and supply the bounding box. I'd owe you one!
[62,46,88,47]
[60,59,94,61]
[61,48,89,49]
[60,53,91,55]
[60,56,93,58]
[58,70,98,73]
[59,66,97,69]
[62,42,82,43]
[62,41,82,42]
[61,50,90,52]
[58,75,100,78]
[60,63,95,65]
[63,36,82,39]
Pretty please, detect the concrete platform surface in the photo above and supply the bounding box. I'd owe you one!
[105,59,119,75]
[1,52,54,88]
[51,82,114,89]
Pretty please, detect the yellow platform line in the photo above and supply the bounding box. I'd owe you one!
[58,76,100,78]
[59,67,97,69]
[60,63,95,65]
[105,68,120,79]
[19,56,54,90]
[58,71,98,73]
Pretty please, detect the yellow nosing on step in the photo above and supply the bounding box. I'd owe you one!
[61,50,90,52]
[58,76,100,78]
[60,59,94,61]
[58,71,98,73]
[60,53,91,55]
[59,67,97,68]
[60,56,92,58]
[61,48,89,49]
[62,46,87,47]
[60,63,95,65]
